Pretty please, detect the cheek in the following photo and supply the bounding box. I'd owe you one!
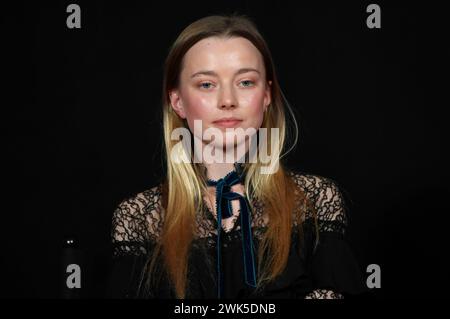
[186,97,209,116]
[182,92,215,132]
[242,93,265,126]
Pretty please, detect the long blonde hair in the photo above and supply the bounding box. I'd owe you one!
[144,13,316,298]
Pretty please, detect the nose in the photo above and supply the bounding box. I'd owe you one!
[218,85,238,110]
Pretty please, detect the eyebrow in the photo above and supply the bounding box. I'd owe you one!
[190,68,260,78]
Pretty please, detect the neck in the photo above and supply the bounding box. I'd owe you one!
[201,143,248,181]
[203,162,236,181]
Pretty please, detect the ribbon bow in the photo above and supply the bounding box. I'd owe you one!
[206,163,257,298]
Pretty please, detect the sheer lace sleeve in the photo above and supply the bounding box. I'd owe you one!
[290,172,348,234]
[111,185,164,257]
[290,172,364,299]
[106,185,165,298]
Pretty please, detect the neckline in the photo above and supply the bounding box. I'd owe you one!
[202,197,243,234]
[203,162,246,184]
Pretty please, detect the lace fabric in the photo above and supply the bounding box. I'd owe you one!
[111,171,354,299]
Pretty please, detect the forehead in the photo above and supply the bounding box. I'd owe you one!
[181,36,265,75]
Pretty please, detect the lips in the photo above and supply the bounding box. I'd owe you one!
[212,118,243,128]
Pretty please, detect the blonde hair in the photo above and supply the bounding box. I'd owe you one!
[143,13,316,298]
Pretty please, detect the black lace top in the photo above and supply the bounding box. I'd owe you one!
[107,170,367,299]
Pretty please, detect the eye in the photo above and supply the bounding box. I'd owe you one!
[199,82,214,90]
[239,80,255,87]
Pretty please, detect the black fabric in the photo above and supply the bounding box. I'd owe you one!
[206,168,257,297]
[106,171,368,299]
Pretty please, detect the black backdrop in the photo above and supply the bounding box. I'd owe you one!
[2,1,448,299]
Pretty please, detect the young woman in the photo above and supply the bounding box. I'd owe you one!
[108,14,367,299]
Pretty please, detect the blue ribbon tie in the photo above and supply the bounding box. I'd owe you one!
[206,164,257,298]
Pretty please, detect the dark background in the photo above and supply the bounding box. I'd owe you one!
[2,1,447,299]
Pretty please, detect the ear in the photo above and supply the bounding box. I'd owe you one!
[169,89,186,119]
[264,80,272,111]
